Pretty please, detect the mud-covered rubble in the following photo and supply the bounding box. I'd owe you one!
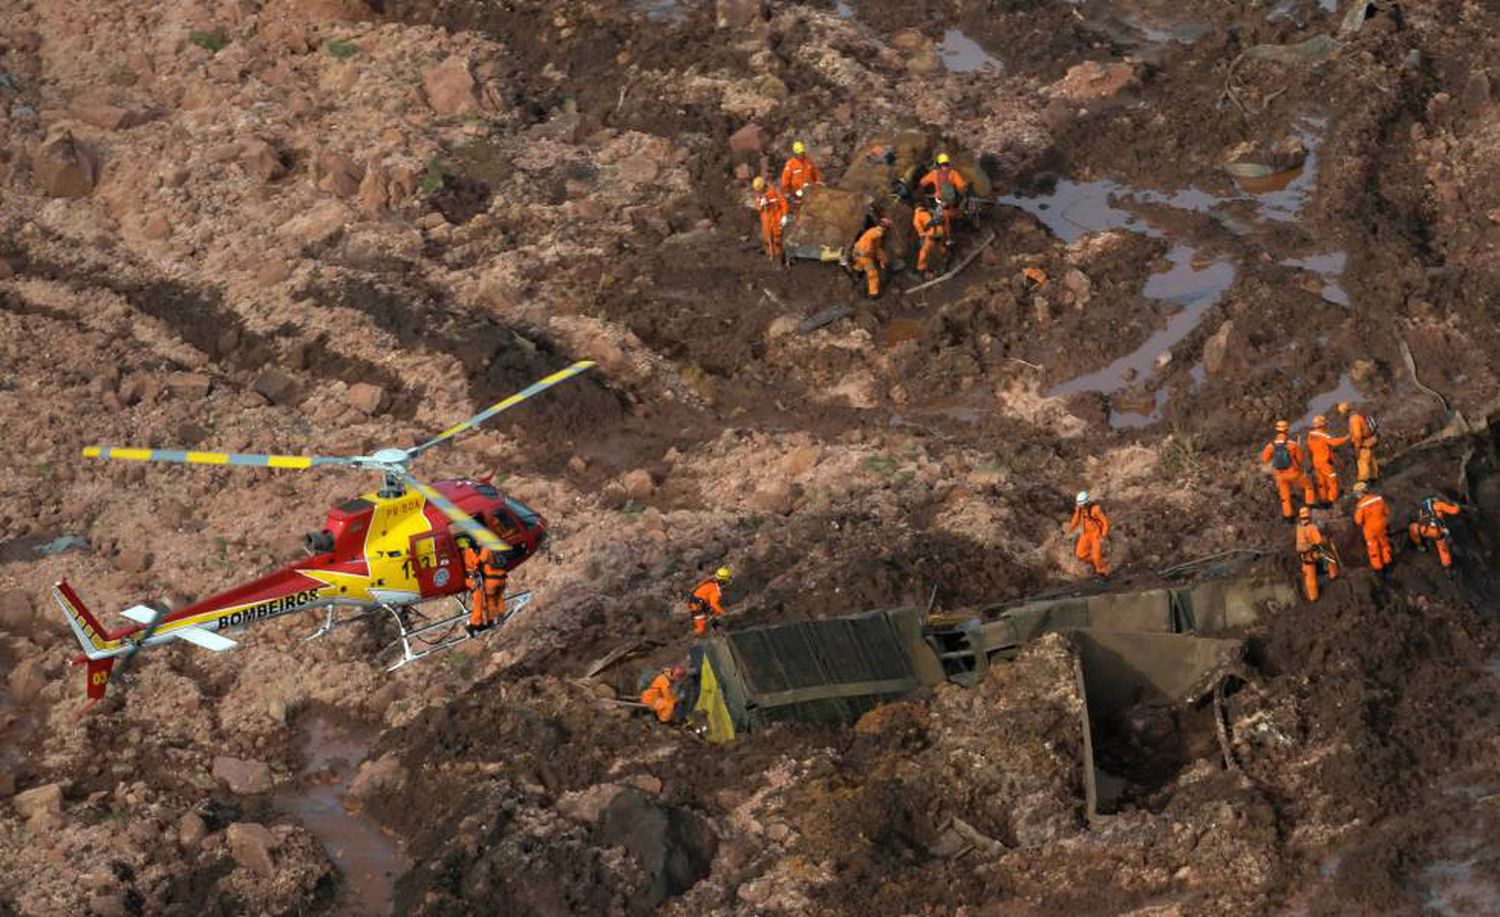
[5,0,1500,912]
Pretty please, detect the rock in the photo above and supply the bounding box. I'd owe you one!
[765,315,799,340]
[780,445,820,477]
[617,154,660,186]
[239,138,287,182]
[141,214,172,240]
[556,783,624,824]
[728,123,765,154]
[0,590,32,629]
[348,754,406,802]
[1154,351,1173,369]
[114,548,151,574]
[358,163,389,213]
[568,455,588,474]
[622,468,656,501]
[629,774,664,795]
[212,756,273,794]
[748,480,794,515]
[255,259,291,285]
[905,50,943,78]
[226,822,278,876]
[253,369,300,405]
[423,55,481,116]
[12,783,63,820]
[1046,61,1140,102]
[715,0,764,28]
[0,774,14,799]
[165,372,212,399]
[69,98,144,130]
[178,812,207,849]
[733,162,753,180]
[1061,268,1092,309]
[316,152,364,198]
[277,201,347,247]
[6,658,46,703]
[32,131,99,198]
[347,382,388,415]
[1203,320,1235,377]
[752,73,788,100]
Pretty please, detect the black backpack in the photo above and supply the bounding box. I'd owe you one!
[1271,440,1293,470]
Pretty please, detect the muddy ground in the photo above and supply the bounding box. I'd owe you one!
[2,0,1500,913]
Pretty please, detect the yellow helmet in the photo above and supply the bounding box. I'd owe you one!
[792,140,806,155]
[715,566,732,583]
[1274,419,1289,433]
[752,176,765,191]
[936,152,951,165]
[1336,401,1351,414]
[1353,481,1368,494]
[1312,415,1326,428]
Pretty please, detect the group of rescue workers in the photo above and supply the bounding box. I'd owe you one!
[750,141,975,298]
[1065,401,1467,601]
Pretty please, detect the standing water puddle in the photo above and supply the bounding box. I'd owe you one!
[1423,858,1500,916]
[1284,251,1350,306]
[940,29,1002,73]
[1296,373,1360,429]
[276,715,408,916]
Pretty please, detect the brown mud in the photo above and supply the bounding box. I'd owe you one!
[4,0,1500,912]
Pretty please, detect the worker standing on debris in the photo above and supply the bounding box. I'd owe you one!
[1260,420,1315,522]
[688,566,732,636]
[750,176,788,263]
[912,203,946,278]
[1295,507,1339,601]
[1408,494,1462,571]
[1305,415,1349,507]
[919,153,969,234]
[459,535,487,633]
[1338,402,1380,484]
[851,218,891,298]
[1352,481,1393,574]
[779,140,823,205]
[462,535,508,635]
[641,664,686,723]
[1067,491,1111,578]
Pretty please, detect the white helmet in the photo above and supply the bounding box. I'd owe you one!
[1076,491,1090,505]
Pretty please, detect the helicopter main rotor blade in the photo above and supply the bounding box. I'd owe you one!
[400,473,510,553]
[407,360,595,458]
[82,446,356,470]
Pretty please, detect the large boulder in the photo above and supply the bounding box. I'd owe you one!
[226,822,278,876]
[33,131,99,198]
[212,756,272,794]
[423,55,480,116]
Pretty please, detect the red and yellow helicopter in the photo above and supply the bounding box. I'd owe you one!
[53,360,595,702]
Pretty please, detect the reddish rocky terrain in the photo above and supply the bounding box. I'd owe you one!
[3,0,1500,913]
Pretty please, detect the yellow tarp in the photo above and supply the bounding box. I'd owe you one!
[694,657,737,743]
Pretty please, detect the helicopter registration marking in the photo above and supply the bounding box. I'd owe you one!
[215,588,322,630]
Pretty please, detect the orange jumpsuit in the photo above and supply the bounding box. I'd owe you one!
[779,154,822,201]
[1260,435,1315,520]
[688,578,725,636]
[1408,497,1460,568]
[1305,428,1348,505]
[1353,492,1393,571]
[913,206,946,274]
[1348,412,1379,484]
[641,671,679,723]
[919,166,970,233]
[465,546,507,627]
[755,185,789,261]
[1068,502,1110,576]
[1295,518,1338,601]
[851,225,888,298]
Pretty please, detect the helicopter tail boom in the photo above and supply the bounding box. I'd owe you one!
[52,582,128,705]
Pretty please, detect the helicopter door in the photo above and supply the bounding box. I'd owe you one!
[408,531,461,597]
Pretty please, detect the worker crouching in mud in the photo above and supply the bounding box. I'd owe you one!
[639,661,704,733]
[850,217,892,299]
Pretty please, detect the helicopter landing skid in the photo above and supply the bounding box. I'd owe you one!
[384,591,534,671]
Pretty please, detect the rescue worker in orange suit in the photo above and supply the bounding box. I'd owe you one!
[1338,401,1379,485]
[1295,506,1339,602]
[851,218,891,299]
[1260,420,1316,522]
[779,140,823,205]
[462,535,508,636]
[1408,494,1462,571]
[641,664,686,723]
[913,203,947,278]
[688,566,731,636]
[1352,481,1393,574]
[1305,415,1349,507]
[1067,491,1111,578]
[918,153,970,235]
[751,176,788,263]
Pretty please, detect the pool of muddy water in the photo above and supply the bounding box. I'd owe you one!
[276,715,408,916]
